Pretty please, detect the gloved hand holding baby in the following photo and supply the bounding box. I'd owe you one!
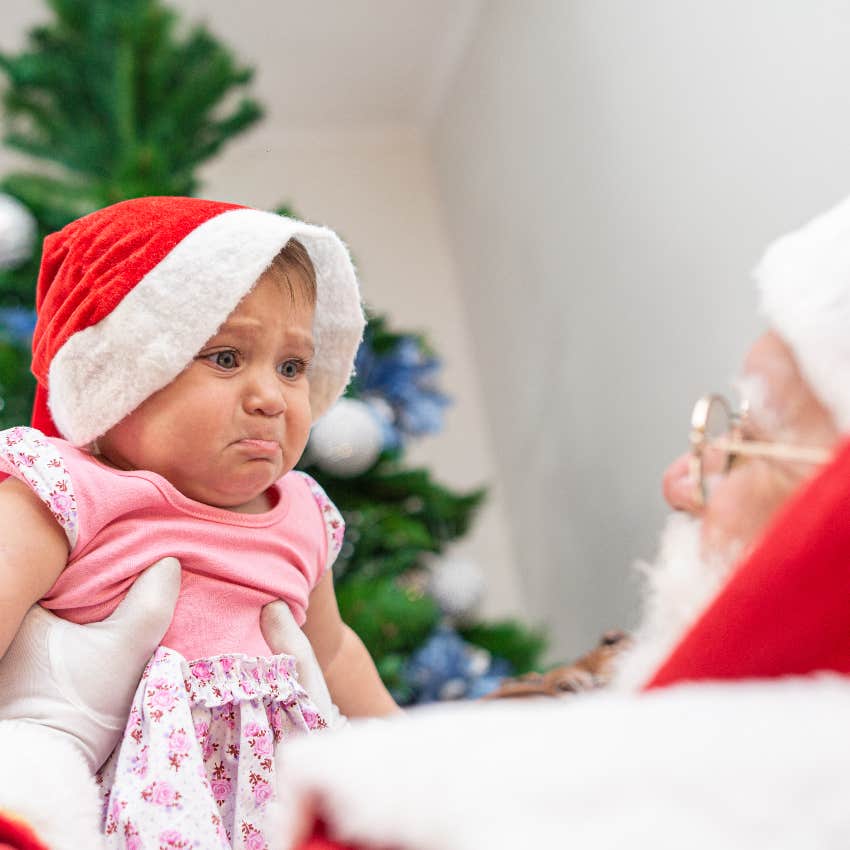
[0,557,332,850]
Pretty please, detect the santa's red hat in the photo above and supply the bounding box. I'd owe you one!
[30,196,364,446]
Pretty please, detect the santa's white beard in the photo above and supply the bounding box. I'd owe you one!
[613,513,738,690]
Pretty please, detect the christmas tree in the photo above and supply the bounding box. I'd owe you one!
[0,0,545,704]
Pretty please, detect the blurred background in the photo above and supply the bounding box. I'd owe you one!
[2,1,850,690]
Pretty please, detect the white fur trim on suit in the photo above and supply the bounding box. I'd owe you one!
[281,676,850,850]
[756,193,850,432]
[48,208,364,446]
[0,721,102,850]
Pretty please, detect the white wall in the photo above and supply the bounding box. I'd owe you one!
[430,0,850,656]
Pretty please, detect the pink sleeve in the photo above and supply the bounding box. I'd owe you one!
[0,426,78,549]
[295,472,345,585]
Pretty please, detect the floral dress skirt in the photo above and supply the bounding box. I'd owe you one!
[97,646,326,850]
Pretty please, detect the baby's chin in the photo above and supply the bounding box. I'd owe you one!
[178,465,286,513]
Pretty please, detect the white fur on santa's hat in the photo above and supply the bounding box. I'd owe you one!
[756,193,850,432]
[48,208,364,446]
[281,676,850,850]
[0,721,102,849]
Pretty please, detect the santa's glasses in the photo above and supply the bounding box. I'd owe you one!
[689,394,831,508]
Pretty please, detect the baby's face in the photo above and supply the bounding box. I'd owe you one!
[97,271,315,512]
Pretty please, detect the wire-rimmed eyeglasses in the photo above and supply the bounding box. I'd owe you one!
[689,394,831,507]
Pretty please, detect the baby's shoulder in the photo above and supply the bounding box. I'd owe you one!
[286,470,345,569]
[0,426,81,547]
[0,425,114,485]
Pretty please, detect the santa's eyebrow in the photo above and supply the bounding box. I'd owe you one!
[732,373,780,437]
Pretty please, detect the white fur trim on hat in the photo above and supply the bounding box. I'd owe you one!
[755,193,850,432]
[48,208,364,446]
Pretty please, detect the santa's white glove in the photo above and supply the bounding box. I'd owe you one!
[0,556,181,771]
[261,601,345,729]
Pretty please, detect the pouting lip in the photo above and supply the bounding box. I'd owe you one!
[232,437,282,456]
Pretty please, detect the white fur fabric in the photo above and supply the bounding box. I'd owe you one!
[48,209,364,446]
[0,720,102,849]
[281,676,850,850]
[612,514,735,690]
[756,192,850,431]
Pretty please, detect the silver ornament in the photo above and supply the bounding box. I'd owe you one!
[0,194,37,270]
[429,554,485,619]
[308,397,384,477]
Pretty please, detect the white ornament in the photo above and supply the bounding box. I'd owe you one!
[429,554,485,619]
[309,397,384,477]
[0,194,37,270]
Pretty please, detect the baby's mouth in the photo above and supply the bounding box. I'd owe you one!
[234,438,280,457]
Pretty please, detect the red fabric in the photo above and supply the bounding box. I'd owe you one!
[298,837,358,850]
[30,196,243,437]
[296,820,366,850]
[646,436,850,689]
[0,811,49,850]
[29,384,55,441]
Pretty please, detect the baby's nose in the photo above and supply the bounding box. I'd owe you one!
[246,374,287,417]
[662,452,702,513]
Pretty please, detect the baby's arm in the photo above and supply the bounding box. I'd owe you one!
[0,477,67,658]
[303,571,400,717]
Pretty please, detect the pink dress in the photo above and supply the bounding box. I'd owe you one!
[0,426,345,850]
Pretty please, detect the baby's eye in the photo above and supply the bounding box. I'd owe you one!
[207,350,239,370]
[278,359,305,379]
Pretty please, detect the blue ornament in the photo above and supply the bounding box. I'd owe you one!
[352,333,450,448]
[404,626,471,704]
[465,674,505,700]
[404,625,515,705]
[0,307,36,344]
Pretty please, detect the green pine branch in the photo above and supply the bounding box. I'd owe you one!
[299,456,486,583]
[0,0,263,307]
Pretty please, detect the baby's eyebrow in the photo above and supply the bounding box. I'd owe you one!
[290,337,316,357]
[213,320,315,353]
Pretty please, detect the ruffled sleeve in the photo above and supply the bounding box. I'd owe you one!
[293,471,345,578]
[0,426,78,549]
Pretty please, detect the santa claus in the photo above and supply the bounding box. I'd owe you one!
[279,195,850,849]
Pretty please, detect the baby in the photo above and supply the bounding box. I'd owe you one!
[0,196,397,849]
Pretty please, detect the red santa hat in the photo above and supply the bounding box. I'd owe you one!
[30,196,365,446]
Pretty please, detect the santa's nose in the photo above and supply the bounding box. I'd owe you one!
[662,453,702,513]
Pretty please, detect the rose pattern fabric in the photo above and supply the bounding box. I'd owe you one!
[295,472,344,568]
[0,426,78,547]
[98,648,326,849]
